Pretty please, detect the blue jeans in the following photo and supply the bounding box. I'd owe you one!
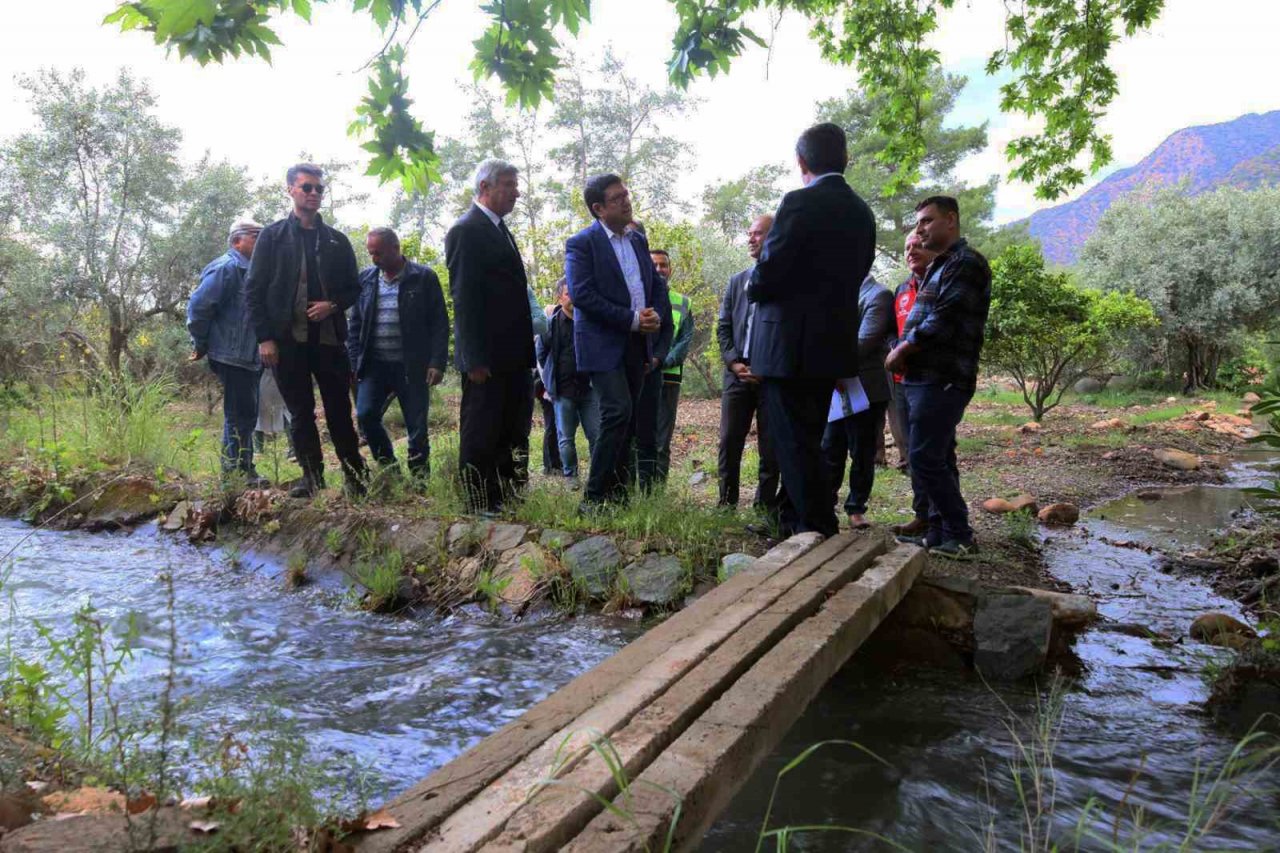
[554,393,601,477]
[210,360,260,475]
[355,360,431,475]
[903,382,973,544]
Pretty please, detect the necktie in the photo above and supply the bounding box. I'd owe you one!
[499,220,520,256]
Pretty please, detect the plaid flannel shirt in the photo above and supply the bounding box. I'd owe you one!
[901,238,991,391]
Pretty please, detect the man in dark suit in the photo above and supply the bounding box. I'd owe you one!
[821,273,894,529]
[748,123,876,537]
[445,159,535,514]
[717,213,779,513]
[565,174,672,507]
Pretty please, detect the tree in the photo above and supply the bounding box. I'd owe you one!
[1079,186,1280,392]
[104,0,1167,201]
[986,244,1156,420]
[700,164,787,240]
[820,70,996,263]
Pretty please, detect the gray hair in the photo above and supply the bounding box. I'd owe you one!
[228,219,262,248]
[472,158,518,195]
[367,226,400,248]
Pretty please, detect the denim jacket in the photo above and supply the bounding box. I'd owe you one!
[187,249,260,371]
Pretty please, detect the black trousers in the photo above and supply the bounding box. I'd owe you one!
[822,400,888,517]
[762,376,838,537]
[895,383,931,521]
[459,368,533,512]
[586,335,657,504]
[717,377,780,510]
[274,339,365,481]
[539,395,562,474]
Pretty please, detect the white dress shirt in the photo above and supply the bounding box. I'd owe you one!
[599,220,645,332]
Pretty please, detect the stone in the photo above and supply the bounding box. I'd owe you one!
[162,500,190,531]
[0,808,190,852]
[620,539,645,558]
[1006,586,1097,629]
[1193,410,1211,422]
[1243,391,1262,404]
[1190,612,1257,650]
[447,521,527,555]
[1008,494,1039,514]
[893,575,980,634]
[982,498,1016,514]
[620,553,686,605]
[1090,418,1126,430]
[1165,396,1178,403]
[1153,448,1201,471]
[1019,421,1041,434]
[492,543,555,606]
[688,470,708,486]
[1135,489,1163,501]
[562,535,624,598]
[1037,502,1080,526]
[974,594,1053,680]
[83,478,165,530]
[718,553,756,582]
[538,529,576,550]
[1107,375,1139,391]
[1073,376,1104,394]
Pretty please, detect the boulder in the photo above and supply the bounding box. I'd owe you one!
[893,576,981,634]
[1243,391,1262,404]
[1008,494,1039,514]
[491,542,555,606]
[538,529,576,550]
[1190,612,1257,651]
[83,478,165,530]
[718,552,756,581]
[447,521,527,555]
[1073,376,1105,394]
[982,498,1016,514]
[0,808,190,853]
[1006,586,1097,629]
[162,500,190,531]
[974,594,1053,680]
[1153,448,1201,471]
[562,535,624,598]
[621,553,685,605]
[1037,503,1080,526]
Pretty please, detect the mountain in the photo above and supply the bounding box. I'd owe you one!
[1026,110,1280,265]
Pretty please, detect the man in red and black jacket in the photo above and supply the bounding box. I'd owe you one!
[888,232,936,538]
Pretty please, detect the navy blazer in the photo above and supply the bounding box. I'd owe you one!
[564,219,673,374]
[747,175,876,379]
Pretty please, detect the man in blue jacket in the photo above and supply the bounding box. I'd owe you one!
[187,220,268,487]
[565,174,672,507]
[347,227,448,484]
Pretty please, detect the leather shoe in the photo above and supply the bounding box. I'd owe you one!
[848,514,872,530]
[891,517,928,536]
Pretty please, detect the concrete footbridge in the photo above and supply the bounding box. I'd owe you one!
[353,532,925,853]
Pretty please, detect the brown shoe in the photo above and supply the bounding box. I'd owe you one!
[848,513,872,530]
[891,517,928,536]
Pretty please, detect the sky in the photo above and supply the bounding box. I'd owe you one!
[1,0,1278,229]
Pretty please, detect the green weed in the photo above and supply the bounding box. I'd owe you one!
[1002,509,1039,549]
[354,548,404,612]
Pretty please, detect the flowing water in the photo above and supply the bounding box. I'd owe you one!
[2,453,1278,849]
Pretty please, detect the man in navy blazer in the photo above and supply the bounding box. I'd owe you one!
[748,122,877,537]
[565,174,673,506]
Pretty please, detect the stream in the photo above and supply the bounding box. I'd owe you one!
[0,453,1277,849]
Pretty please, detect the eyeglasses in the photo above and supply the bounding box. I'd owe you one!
[296,183,325,195]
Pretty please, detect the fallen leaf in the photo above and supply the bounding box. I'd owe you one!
[127,792,157,814]
[364,808,401,830]
[180,795,212,810]
[190,819,220,834]
[42,786,125,815]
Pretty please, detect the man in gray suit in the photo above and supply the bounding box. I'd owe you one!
[821,273,895,528]
[716,214,779,513]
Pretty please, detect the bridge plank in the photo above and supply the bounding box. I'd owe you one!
[351,532,831,853]
[561,542,926,853]
[478,535,887,852]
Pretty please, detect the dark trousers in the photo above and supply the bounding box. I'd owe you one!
[655,380,682,482]
[821,400,888,517]
[886,380,909,466]
[894,383,931,521]
[210,360,260,475]
[904,382,973,543]
[717,377,779,510]
[274,339,365,481]
[355,359,431,476]
[539,395,562,475]
[459,368,533,512]
[762,376,838,537]
[586,335,656,504]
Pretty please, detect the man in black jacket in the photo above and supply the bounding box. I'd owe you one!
[446,159,535,514]
[347,227,448,484]
[246,162,367,499]
[748,123,876,537]
[716,213,779,513]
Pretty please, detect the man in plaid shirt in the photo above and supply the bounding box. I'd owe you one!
[885,196,991,558]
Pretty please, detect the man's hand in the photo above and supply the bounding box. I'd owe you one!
[885,341,916,374]
[189,350,204,362]
[643,356,660,374]
[426,368,443,386]
[306,300,338,322]
[259,340,279,369]
[467,366,492,384]
[638,307,661,334]
[731,361,759,384]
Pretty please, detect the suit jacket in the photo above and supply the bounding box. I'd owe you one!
[717,266,754,388]
[564,219,672,374]
[856,275,894,404]
[444,204,534,373]
[746,175,876,379]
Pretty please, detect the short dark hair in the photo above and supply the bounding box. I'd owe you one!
[584,173,624,220]
[795,123,848,175]
[556,277,569,296]
[915,195,960,220]
[287,162,323,186]
[650,249,669,259]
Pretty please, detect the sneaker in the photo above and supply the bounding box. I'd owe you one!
[895,534,928,548]
[931,540,980,560]
[244,472,272,490]
[891,517,928,536]
[288,472,324,499]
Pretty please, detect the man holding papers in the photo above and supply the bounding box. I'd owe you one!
[822,273,894,528]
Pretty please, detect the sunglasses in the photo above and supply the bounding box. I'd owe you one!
[295,183,325,195]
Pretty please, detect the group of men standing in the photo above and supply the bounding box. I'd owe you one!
[188,119,990,555]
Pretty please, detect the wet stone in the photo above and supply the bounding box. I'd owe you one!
[562,535,623,598]
[621,553,685,605]
[719,553,756,581]
[974,594,1052,680]
[539,529,576,550]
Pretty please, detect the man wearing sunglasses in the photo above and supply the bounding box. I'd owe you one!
[246,162,368,499]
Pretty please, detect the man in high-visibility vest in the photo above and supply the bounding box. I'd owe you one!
[651,249,694,484]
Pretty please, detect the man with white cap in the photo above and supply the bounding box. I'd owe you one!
[188,219,269,487]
